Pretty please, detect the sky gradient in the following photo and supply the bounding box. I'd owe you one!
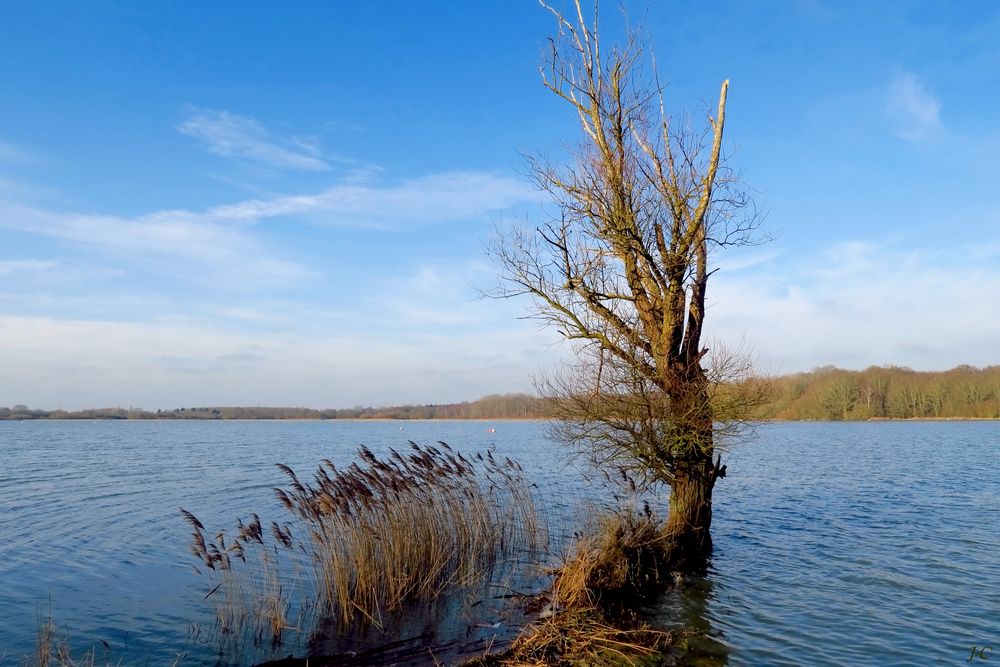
[2,1,999,410]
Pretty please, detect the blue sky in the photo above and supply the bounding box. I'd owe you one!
[2,1,999,410]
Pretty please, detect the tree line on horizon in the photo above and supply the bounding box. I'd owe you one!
[4,365,1000,422]
[757,364,1000,420]
[0,392,550,421]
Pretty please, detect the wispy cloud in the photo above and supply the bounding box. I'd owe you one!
[0,140,30,162]
[886,72,942,143]
[204,170,535,229]
[0,199,315,289]
[0,259,58,275]
[179,108,331,171]
[0,168,533,290]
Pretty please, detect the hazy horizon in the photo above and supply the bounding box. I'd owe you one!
[6,361,1000,413]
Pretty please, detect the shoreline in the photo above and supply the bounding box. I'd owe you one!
[5,416,999,423]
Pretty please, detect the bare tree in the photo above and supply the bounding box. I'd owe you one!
[490,0,764,570]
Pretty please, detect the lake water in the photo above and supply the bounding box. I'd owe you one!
[1,420,998,665]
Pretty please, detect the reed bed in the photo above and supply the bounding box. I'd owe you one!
[182,441,544,653]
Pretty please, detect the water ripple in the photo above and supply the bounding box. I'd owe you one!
[2,420,999,665]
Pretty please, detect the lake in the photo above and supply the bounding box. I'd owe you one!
[1,420,997,665]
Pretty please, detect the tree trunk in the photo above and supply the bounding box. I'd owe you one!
[659,361,720,571]
[664,451,716,571]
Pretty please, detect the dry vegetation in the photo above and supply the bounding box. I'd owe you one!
[552,509,672,611]
[471,507,682,667]
[182,441,545,656]
[27,613,184,667]
[32,616,88,667]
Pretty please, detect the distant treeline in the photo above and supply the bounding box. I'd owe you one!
[757,365,1000,420]
[0,393,551,421]
[5,366,1000,421]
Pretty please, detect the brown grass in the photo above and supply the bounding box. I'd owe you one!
[553,508,671,610]
[469,507,676,667]
[32,613,95,667]
[469,608,674,667]
[29,612,184,667]
[182,441,544,653]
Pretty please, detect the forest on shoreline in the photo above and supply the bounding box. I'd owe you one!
[5,365,1000,422]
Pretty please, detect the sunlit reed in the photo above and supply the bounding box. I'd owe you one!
[182,441,544,652]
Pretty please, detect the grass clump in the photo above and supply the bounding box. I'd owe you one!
[182,441,544,655]
[472,609,674,667]
[471,507,677,667]
[28,612,184,667]
[554,507,672,611]
[33,615,78,667]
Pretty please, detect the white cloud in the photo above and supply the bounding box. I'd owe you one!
[370,258,505,329]
[887,72,942,142]
[179,108,331,171]
[0,314,548,410]
[708,239,1000,373]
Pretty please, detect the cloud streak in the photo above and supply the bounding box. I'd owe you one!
[204,170,535,229]
[0,199,315,289]
[887,72,942,142]
[0,141,30,162]
[179,108,331,171]
[0,169,533,288]
[0,259,59,275]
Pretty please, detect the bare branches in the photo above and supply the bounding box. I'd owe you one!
[491,0,764,492]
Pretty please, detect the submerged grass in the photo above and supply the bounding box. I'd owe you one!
[182,441,545,656]
[30,612,102,667]
[28,612,184,667]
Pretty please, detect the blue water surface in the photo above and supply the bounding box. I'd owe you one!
[0,420,997,665]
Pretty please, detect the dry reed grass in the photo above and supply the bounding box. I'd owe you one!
[553,507,671,610]
[28,612,183,667]
[469,608,673,667]
[32,614,96,667]
[182,441,544,653]
[469,507,676,667]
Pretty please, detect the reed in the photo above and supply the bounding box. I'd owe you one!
[183,441,544,653]
[468,608,674,667]
[32,613,90,667]
[29,611,175,667]
[469,507,676,667]
[552,507,670,610]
